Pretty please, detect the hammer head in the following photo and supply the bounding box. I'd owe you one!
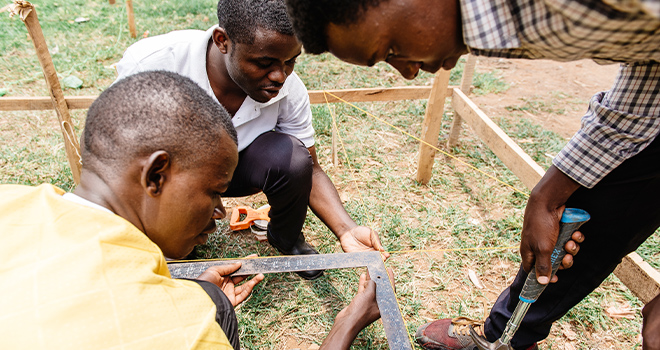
[469,326,513,350]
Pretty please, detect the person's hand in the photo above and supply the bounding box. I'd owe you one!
[520,203,585,284]
[339,226,390,261]
[320,268,395,350]
[197,261,264,307]
[520,166,583,285]
[642,294,660,350]
[335,270,389,327]
[340,268,395,327]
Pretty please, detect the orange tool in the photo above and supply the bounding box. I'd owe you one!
[229,205,270,231]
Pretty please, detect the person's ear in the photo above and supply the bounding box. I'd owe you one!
[141,151,171,197]
[212,27,231,54]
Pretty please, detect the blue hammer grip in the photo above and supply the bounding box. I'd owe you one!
[519,208,590,303]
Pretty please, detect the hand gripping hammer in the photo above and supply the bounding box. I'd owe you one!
[470,208,591,350]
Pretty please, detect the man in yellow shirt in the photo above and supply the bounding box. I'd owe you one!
[0,71,384,349]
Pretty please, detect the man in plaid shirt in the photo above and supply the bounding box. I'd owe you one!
[284,0,660,349]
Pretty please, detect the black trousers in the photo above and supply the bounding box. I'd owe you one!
[484,134,660,349]
[192,280,241,349]
[222,131,314,250]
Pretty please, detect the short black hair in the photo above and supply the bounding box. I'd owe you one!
[83,71,237,174]
[285,0,385,54]
[217,0,295,44]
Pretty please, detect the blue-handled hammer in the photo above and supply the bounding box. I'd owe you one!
[470,208,591,350]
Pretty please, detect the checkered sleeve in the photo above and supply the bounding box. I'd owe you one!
[553,62,660,188]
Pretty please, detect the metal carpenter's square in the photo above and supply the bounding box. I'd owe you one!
[470,208,590,350]
[168,251,412,350]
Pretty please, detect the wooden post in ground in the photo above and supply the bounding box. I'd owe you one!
[109,0,115,4]
[447,54,477,148]
[126,0,136,38]
[331,105,338,166]
[7,1,82,183]
[415,69,451,185]
[332,127,338,166]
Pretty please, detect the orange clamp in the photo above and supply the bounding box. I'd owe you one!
[229,205,270,231]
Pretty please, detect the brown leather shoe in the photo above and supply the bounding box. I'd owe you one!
[415,317,538,350]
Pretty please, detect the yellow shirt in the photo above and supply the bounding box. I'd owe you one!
[0,184,233,350]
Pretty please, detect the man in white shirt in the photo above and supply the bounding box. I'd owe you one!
[115,0,388,280]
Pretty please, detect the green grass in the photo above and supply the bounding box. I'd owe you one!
[1,1,657,349]
[472,70,509,95]
[505,92,585,117]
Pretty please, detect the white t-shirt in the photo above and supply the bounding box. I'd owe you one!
[62,193,113,214]
[115,26,315,152]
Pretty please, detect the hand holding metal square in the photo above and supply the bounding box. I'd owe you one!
[168,251,412,349]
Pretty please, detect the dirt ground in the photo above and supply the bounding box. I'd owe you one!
[470,57,619,138]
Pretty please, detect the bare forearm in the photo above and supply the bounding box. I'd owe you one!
[320,296,379,350]
[308,165,356,238]
[319,315,363,350]
[304,147,386,255]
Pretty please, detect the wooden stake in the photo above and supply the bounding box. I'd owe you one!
[9,2,82,183]
[332,126,338,166]
[447,54,477,148]
[126,0,136,38]
[109,0,115,4]
[415,69,451,185]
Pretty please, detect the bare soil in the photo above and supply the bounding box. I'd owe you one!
[471,57,619,138]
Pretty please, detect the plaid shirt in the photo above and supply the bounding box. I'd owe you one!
[460,0,660,187]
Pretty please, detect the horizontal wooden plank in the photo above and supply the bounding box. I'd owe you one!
[0,86,456,111]
[451,88,545,190]
[308,86,446,104]
[0,96,97,111]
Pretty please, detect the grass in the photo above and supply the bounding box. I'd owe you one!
[504,92,585,117]
[472,70,509,95]
[1,1,658,349]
